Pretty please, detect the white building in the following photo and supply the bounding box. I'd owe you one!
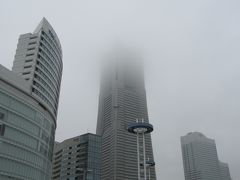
[181,132,232,180]
[0,18,62,180]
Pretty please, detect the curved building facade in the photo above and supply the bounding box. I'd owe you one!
[0,18,62,180]
[0,65,55,179]
[12,17,63,118]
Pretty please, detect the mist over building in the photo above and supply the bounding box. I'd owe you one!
[96,49,156,179]
[181,132,232,180]
[0,18,62,180]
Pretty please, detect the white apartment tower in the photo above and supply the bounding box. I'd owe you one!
[12,17,63,119]
[181,132,232,180]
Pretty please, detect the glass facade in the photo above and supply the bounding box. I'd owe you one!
[85,134,101,180]
[0,88,55,180]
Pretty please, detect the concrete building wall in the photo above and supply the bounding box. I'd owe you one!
[12,18,63,119]
[0,65,55,180]
[181,132,223,180]
[52,133,101,180]
[0,17,62,180]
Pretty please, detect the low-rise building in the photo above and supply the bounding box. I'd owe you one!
[52,133,101,180]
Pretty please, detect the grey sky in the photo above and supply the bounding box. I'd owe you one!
[1,0,240,179]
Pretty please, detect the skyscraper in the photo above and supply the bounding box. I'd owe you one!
[181,132,232,180]
[12,17,63,118]
[0,18,62,180]
[96,49,156,180]
[52,133,101,180]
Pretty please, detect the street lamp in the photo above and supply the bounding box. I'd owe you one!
[127,119,154,180]
[146,158,155,180]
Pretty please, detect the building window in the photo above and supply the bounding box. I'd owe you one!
[22,72,30,75]
[0,124,5,136]
[25,59,33,63]
[49,30,55,39]
[30,36,37,39]
[27,47,35,51]
[0,112,4,119]
[26,53,34,57]
[24,65,32,69]
[29,42,37,45]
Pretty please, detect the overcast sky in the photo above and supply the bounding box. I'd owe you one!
[1,0,240,179]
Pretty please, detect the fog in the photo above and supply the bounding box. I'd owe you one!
[1,0,240,179]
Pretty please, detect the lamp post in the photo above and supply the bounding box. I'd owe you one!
[146,158,155,180]
[127,119,154,180]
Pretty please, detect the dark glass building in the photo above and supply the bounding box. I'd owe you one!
[52,133,101,180]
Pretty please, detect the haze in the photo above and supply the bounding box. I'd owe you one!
[0,0,239,179]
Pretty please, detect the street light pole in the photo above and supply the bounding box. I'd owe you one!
[146,158,155,180]
[127,119,154,180]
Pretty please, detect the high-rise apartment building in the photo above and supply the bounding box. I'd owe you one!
[181,132,232,180]
[52,133,101,180]
[0,18,62,180]
[12,17,63,118]
[96,50,156,180]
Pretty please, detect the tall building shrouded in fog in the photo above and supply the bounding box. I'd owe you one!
[181,132,232,180]
[0,18,62,180]
[96,49,156,180]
